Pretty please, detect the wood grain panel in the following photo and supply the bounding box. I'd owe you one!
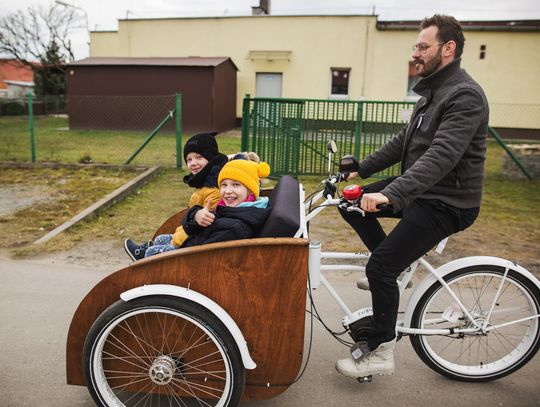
[152,208,188,240]
[66,238,309,401]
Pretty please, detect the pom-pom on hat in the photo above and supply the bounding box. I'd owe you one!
[183,132,219,162]
[218,159,271,199]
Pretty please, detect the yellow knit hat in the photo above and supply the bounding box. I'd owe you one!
[218,159,271,198]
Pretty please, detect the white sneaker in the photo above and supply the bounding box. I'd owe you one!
[335,339,396,378]
[357,271,413,290]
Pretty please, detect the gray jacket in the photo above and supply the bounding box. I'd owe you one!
[357,58,489,212]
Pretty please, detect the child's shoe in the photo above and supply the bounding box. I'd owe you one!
[124,239,152,261]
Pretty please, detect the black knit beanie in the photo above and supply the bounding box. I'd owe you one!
[183,132,219,162]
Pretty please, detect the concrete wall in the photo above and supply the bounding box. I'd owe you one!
[89,15,540,130]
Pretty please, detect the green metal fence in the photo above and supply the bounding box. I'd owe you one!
[0,93,183,168]
[241,96,415,177]
[241,96,535,178]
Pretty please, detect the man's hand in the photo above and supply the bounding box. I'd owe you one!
[361,192,390,212]
[344,171,359,181]
[194,201,215,227]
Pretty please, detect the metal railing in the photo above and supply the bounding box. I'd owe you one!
[241,96,414,177]
[241,96,536,179]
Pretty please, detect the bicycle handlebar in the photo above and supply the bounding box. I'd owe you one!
[307,172,392,218]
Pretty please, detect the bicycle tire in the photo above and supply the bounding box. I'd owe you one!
[83,295,245,406]
[410,265,540,382]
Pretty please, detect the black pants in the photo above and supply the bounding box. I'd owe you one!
[338,178,479,350]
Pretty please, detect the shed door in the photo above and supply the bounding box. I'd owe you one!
[256,73,282,98]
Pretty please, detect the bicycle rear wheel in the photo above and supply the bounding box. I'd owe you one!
[83,296,245,406]
[410,265,540,382]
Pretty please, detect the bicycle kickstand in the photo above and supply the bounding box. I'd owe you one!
[356,375,372,383]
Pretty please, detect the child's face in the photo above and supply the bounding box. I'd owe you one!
[186,152,209,175]
[220,179,250,207]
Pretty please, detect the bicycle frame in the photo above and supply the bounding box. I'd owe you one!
[297,176,540,338]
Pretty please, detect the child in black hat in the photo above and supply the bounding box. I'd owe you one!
[124,132,229,261]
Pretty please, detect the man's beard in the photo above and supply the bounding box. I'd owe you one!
[416,52,443,78]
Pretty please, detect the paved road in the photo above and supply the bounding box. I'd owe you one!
[1,258,539,407]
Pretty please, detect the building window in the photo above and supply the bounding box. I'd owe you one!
[407,61,420,97]
[331,68,350,96]
[479,44,486,60]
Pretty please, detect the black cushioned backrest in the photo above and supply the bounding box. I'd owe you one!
[258,175,301,238]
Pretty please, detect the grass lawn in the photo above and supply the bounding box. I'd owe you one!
[0,116,537,268]
[25,142,540,268]
[0,116,242,166]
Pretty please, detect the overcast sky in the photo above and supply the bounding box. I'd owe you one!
[2,0,540,59]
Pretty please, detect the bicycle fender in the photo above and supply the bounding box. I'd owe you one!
[120,284,257,370]
[402,256,540,329]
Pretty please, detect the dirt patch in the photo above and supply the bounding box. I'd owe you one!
[0,184,55,216]
[2,164,537,278]
[28,239,130,271]
[0,166,136,249]
[19,209,539,278]
[309,211,539,276]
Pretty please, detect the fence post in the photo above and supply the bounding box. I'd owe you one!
[175,93,183,169]
[354,101,363,160]
[292,126,301,178]
[241,94,251,152]
[27,93,36,163]
[488,127,532,180]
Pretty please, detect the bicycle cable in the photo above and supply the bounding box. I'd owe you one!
[306,284,355,347]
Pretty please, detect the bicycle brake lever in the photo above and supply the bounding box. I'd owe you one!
[347,206,365,216]
[340,203,365,216]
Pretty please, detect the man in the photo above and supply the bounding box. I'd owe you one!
[335,15,489,379]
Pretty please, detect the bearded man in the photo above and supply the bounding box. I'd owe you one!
[335,14,489,379]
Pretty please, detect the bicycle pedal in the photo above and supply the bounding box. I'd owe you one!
[356,375,372,383]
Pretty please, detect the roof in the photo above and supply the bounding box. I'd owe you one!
[0,59,34,90]
[3,80,34,87]
[69,57,238,70]
[376,19,540,31]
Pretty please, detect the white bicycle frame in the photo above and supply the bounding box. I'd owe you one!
[295,176,540,338]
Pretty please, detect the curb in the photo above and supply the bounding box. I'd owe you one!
[34,166,161,245]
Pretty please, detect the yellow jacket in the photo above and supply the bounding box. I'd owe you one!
[172,186,221,246]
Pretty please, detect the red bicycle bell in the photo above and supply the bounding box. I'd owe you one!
[342,184,362,201]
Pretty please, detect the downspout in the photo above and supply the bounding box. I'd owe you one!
[361,20,370,97]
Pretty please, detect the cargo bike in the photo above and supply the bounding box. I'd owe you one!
[66,143,540,406]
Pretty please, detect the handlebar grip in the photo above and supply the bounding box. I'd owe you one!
[376,203,391,211]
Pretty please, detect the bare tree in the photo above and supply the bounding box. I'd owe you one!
[0,2,84,95]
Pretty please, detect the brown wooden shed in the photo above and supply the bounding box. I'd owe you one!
[66,57,238,133]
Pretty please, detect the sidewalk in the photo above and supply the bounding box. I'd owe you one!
[0,256,538,407]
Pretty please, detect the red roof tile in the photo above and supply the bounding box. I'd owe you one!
[0,59,34,89]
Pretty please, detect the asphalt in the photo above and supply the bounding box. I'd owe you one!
[1,257,539,407]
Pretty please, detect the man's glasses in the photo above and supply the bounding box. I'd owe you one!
[412,42,445,54]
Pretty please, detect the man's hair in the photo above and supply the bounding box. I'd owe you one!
[420,15,465,58]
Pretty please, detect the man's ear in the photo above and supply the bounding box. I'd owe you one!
[443,40,457,57]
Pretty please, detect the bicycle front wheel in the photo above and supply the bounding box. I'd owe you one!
[83,296,245,406]
[410,265,540,382]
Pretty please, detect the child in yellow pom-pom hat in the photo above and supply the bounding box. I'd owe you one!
[145,159,271,255]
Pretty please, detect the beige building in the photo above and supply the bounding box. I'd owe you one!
[90,15,540,134]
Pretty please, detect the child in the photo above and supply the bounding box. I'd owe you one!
[124,132,228,261]
[228,151,260,163]
[144,159,271,256]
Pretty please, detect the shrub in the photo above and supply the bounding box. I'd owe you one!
[1,101,26,116]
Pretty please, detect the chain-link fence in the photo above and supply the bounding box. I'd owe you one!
[0,95,66,116]
[2,94,538,173]
[0,94,183,167]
